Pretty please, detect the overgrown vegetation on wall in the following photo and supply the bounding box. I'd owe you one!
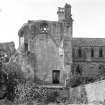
[0,52,69,105]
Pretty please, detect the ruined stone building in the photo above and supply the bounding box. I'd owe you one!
[18,3,72,85]
[17,3,105,86]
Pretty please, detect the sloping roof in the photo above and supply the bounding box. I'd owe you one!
[72,38,105,47]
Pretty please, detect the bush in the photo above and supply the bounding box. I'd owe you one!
[14,81,35,104]
[14,81,69,104]
[14,81,48,104]
[1,59,25,102]
[46,90,59,103]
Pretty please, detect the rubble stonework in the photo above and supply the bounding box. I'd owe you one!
[0,3,105,104]
[18,3,73,85]
[18,3,105,86]
[16,3,105,104]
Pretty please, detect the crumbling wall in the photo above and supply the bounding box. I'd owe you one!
[14,52,37,82]
[69,80,105,104]
[69,85,88,104]
[29,34,66,83]
[85,80,105,103]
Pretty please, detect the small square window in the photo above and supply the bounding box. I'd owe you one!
[91,48,94,57]
[99,47,103,57]
[78,47,82,57]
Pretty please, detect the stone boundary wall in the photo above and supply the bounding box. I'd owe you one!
[85,80,105,103]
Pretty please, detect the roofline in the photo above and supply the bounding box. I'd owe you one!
[28,20,58,23]
[73,37,105,39]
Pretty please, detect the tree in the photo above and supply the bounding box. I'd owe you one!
[2,58,24,102]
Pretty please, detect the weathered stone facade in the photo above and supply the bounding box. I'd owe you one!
[18,3,73,85]
[17,3,105,87]
[0,3,105,104]
[72,38,105,81]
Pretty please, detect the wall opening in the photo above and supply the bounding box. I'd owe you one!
[99,47,103,57]
[78,47,82,57]
[76,64,82,75]
[52,70,60,84]
[24,43,28,52]
[91,48,94,57]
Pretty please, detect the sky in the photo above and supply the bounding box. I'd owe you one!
[0,0,105,48]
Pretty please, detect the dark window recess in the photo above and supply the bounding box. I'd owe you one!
[24,43,28,52]
[76,65,82,75]
[52,70,60,84]
[40,23,48,33]
[78,48,82,57]
[72,48,75,58]
[99,48,103,57]
[91,48,94,57]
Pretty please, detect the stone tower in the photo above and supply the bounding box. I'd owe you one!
[18,3,73,85]
[57,3,73,80]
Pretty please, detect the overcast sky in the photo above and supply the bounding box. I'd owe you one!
[0,0,105,48]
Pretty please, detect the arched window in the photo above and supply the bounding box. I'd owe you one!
[99,47,103,57]
[40,23,48,33]
[76,65,82,75]
[91,48,94,57]
[78,47,82,57]
[24,43,28,52]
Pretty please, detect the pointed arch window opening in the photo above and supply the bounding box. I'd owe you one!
[78,47,82,58]
[99,47,103,57]
[24,43,28,52]
[76,64,82,75]
[91,48,94,57]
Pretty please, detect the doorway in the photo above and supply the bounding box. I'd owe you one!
[52,70,60,84]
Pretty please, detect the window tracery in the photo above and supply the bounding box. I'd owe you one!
[40,23,48,33]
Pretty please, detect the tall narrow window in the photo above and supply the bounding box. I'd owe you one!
[24,43,28,52]
[76,65,82,75]
[72,48,75,58]
[99,47,103,57]
[19,31,24,46]
[91,48,94,57]
[78,47,82,57]
[52,70,60,84]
